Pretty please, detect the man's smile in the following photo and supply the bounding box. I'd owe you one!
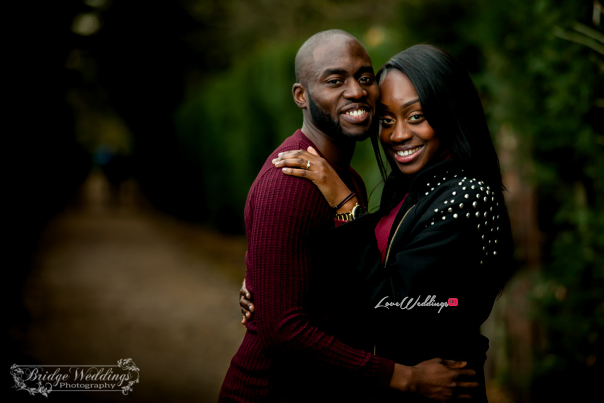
[340,104,371,124]
[345,109,367,117]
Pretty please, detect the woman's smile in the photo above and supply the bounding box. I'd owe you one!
[393,144,425,163]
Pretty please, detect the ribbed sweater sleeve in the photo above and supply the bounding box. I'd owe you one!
[244,138,394,388]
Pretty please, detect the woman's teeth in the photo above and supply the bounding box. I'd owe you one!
[396,146,422,157]
[345,109,366,117]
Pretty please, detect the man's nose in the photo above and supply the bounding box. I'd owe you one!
[343,80,366,99]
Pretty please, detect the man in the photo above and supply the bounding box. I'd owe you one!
[219,30,471,402]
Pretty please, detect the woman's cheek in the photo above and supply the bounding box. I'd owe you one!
[378,126,389,143]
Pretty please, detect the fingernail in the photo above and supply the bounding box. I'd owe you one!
[272,158,276,163]
[278,152,283,156]
[282,168,287,171]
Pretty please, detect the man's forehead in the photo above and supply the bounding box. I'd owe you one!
[312,37,368,62]
[310,40,372,77]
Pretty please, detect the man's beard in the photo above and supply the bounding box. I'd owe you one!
[307,92,373,142]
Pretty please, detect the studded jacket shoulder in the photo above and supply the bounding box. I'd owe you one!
[391,158,511,269]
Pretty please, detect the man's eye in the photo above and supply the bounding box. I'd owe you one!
[359,76,374,84]
[327,79,343,85]
[409,113,424,121]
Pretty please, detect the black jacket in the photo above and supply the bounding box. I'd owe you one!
[317,158,514,401]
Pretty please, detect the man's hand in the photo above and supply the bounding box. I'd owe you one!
[240,279,254,324]
[442,359,476,399]
[390,358,478,401]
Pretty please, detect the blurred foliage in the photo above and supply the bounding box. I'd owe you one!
[175,44,301,231]
[389,0,604,400]
[470,2,603,401]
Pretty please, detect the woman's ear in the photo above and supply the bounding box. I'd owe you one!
[292,83,308,109]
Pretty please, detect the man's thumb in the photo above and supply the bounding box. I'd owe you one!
[443,360,467,368]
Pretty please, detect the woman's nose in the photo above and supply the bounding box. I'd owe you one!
[391,124,412,143]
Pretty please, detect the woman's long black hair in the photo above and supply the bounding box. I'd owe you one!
[371,44,504,194]
[372,44,515,296]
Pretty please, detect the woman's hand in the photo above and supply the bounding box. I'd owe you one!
[272,147,358,213]
[239,279,254,325]
[390,358,478,401]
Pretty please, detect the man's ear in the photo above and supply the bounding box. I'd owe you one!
[292,83,308,109]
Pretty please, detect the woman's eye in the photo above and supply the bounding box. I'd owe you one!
[409,113,424,121]
[379,117,394,125]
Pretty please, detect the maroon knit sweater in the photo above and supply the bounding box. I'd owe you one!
[219,130,395,402]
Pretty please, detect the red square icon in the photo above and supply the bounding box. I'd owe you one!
[448,298,458,306]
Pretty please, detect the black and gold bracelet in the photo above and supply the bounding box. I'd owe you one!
[333,192,356,211]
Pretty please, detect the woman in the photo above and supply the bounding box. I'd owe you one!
[242,44,514,401]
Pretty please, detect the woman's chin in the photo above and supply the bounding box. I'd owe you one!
[386,154,430,177]
[394,159,426,177]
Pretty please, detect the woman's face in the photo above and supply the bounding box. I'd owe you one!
[378,69,440,176]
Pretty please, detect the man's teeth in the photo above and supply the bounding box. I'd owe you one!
[345,109,366,117]
[397,146,422,157]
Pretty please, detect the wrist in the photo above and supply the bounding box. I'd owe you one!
[331,188,354,209]
[336,197,359,214]
[390,364,415,392]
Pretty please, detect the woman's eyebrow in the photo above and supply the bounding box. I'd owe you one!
[378,98,420,112]
[401,98,420,109]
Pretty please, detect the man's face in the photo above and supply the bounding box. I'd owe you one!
[305,38,379,141]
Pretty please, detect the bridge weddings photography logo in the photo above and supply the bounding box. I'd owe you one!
[10,358,140,397]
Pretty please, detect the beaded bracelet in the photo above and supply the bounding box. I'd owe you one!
[333,191,356,211]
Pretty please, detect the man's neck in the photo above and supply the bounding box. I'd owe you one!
[300,122,356,171]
